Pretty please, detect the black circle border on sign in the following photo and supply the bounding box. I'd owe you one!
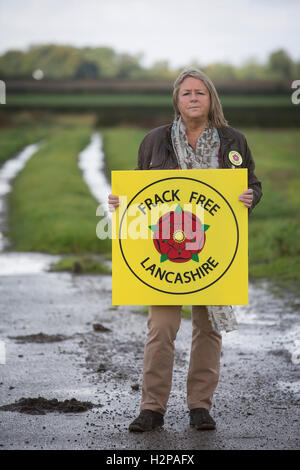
[119,177,239,295]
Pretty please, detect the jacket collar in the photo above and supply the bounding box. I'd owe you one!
[217,126,235,142]
[165,124,174,151]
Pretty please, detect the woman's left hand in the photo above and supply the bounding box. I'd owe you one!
[239,189,253,208]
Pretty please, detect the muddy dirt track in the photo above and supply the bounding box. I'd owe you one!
[0,269,299,450]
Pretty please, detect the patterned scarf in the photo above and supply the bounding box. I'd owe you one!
[171,116,220,169]
[171,116,238,333]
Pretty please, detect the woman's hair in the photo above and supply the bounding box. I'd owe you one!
[172,68,228,128]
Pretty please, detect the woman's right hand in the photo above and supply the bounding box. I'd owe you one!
[108,194,120,212]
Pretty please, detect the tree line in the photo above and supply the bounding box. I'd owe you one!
[0,44,298,81]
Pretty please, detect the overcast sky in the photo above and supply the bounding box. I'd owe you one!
[0,0,299,68]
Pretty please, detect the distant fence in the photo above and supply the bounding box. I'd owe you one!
[93,105,300,128]
[2,79,299,127]
[4,78,294,95]
[3,104,299,128]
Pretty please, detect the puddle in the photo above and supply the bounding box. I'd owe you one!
[234,281,289,326]
[0,252,60,275]
[271,326,300,365]
[78,132,111,206]
[222,281,300,363]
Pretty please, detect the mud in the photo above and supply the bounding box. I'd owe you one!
[92,323,111,333]
[8,333,70,343]
[268,349,292,362]
[73,261,83,273]
[0,397,99,415]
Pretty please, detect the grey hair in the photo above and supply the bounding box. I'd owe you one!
[172,68,228,128]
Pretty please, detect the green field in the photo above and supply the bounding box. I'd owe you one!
[6,93,292,107]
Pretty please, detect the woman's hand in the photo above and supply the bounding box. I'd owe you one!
[239,189,253,208]
[108,194,120,212]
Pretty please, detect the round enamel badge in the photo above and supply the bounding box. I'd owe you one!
[229,151,243,166]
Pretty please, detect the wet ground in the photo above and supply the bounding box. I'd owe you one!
[0,268,299,450]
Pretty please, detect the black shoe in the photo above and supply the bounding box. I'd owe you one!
[190,407,216,430]
[129,409,164,432]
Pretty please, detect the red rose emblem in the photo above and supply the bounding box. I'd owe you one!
[149,205,209,263]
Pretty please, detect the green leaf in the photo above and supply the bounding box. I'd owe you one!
[191,253,199,262]
[175,204,183,214]
[160,254,168,263]
[148,224,158,232]
[203,224,210,232]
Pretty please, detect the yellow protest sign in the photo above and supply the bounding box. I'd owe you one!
[112,169,248,305]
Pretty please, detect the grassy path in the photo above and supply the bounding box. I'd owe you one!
[101,127,300,285]
[5,116,111,257]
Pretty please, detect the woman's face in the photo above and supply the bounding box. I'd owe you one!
[177,77,210,123]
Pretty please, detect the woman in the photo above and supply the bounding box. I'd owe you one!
[108,69,262,432]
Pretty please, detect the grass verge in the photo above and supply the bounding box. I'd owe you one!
[50,255,111,274]
[244,129,300,286]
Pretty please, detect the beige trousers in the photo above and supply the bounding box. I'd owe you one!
[141,305,222,415]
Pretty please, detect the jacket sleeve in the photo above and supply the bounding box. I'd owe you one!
[135,133,153,170]
[243,136,263,214]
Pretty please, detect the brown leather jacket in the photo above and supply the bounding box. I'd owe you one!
[135,124,262,213]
